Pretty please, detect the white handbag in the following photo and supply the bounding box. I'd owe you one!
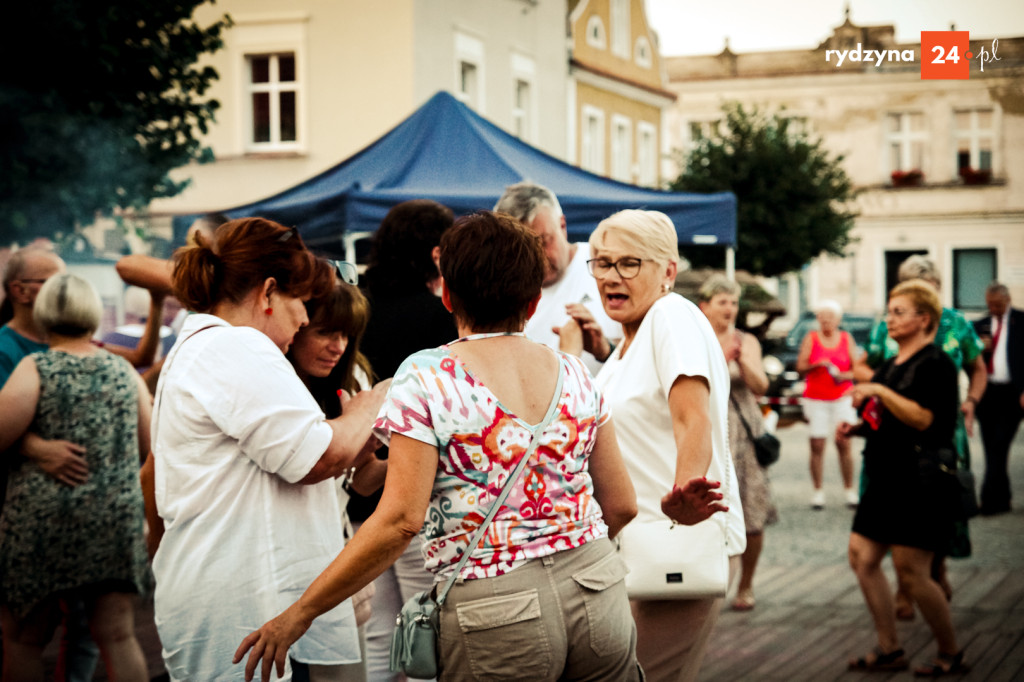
[618,449,734,600]
[618,518,729,599]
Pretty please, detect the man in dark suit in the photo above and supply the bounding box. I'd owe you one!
[973,281,1024,515]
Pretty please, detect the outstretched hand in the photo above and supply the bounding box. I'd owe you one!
[660,477,727,525]
[233,606,311,682]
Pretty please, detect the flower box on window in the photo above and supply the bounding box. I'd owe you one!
[891,169,924,187]
[959,167,992,185]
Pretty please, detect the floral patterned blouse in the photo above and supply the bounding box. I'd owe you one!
[373,342,609,581]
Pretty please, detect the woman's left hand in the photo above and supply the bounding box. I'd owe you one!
[233,606,312,682]
[660,477,727,525]
[847,382,881,408]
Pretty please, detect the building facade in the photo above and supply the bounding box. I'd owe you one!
[664,14,1024,322]
[567,0,675,187]
[147,0,570,220]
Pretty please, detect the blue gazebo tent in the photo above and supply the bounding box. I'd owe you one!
[174,91,736,258]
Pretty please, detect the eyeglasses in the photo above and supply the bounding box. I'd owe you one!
[886,307,921,319]
[330,260,359,286]
[586,257,648,280]
[17,278,48,285]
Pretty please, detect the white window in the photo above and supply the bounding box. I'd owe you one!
[886,112,927,174]
[581,105,605,174]
[954,108,995,177]
[635,36,652,68]
[611,0,630,58]
[611,115,632,182]
[637,122,657,186]
[586,16,606,49]
[952,248,997,310]
[510,54,536,142]
[455,33,485,112]
[512,79,531,139]
[246,52,299,150]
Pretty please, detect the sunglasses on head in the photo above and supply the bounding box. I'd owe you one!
[330,260,359,286]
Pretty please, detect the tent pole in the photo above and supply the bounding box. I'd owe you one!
[726,247,736,280]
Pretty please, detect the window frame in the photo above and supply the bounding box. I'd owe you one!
[636,121,657,187]
[952,106,998,180]
[454,32,485,113]
[244,52,301,152]
[586,15,607,49]
[611,114,632,182]
[885,111,928,178]
[580,104,606,175]
[610,0,630,59]
[952,247,997,310]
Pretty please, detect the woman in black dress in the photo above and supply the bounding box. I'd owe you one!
[841,279,967,676]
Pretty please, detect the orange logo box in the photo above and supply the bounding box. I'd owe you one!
[921,31,971,79]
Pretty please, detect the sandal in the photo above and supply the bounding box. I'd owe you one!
[914,650,969,677]
[731,589,755,612]
[848,646,909,672]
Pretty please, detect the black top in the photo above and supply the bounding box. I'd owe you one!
[349,286,457,522]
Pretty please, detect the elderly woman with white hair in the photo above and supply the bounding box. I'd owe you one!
[579,209,744,682]
[796,299,859,509]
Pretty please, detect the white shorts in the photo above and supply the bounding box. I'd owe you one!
[803,397,857,439]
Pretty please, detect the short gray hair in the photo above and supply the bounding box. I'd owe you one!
[493,181,563,224]
[898,254,940,287]
[33,273,102,338]
[698,274,740,302]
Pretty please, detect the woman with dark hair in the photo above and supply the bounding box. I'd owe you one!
[352,199,458,679]
[150,218,389,681]
[843,280,966,675]
[0,273,152,681]
[235,211,666,682]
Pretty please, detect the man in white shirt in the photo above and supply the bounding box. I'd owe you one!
[972,281,1024,515]
[494,182,621,375]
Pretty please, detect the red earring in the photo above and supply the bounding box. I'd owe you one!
[264,307,273,315]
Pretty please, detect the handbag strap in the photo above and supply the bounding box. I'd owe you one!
[435,355,566,607]
[152,324,217,446]
[729,393,760,442]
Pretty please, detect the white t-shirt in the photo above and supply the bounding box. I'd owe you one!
[595,294,746,557]
[525,242,622,376]
[151,314,359,681]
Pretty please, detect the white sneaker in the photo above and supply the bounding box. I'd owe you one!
[810,490,826,510]
[845,489,859,508]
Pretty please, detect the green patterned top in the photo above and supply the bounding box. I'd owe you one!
[865,307,983,373]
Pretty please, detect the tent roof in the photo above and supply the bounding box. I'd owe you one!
[176,91,736,257]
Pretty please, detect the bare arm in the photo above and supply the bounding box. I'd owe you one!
[115,254,174,295]
[849,382,934,431]
[563,303,615,362]
[104,292,167,369]
[795,333,815,375]
[0,357,40,452]
[18,434,89,486]
[658,373,729,525]
[586,419,637,538]
[135,373,153,463]
[140,451,163,559]
[736,332,770,396]
[235,432,437,682]
[961,354,987,437]
[298,379,391,485]
[669,374,713,486]
[852,349,875,383]
[348,456,388,497]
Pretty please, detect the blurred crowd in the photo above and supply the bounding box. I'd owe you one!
[1,182,1017,681]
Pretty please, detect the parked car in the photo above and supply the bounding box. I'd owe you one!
[760,313,877,420]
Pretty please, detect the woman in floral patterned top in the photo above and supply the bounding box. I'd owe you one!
[237,212,729,681]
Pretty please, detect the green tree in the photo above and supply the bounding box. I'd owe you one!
[0,1,230,246]
[670,103,857,277]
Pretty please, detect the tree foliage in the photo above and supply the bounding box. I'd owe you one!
[670,103,857,277]
[0,1,230,245]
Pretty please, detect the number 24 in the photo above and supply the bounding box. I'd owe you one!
[931,45,961,64]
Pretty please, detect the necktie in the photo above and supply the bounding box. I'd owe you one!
[987,314,1002,374]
